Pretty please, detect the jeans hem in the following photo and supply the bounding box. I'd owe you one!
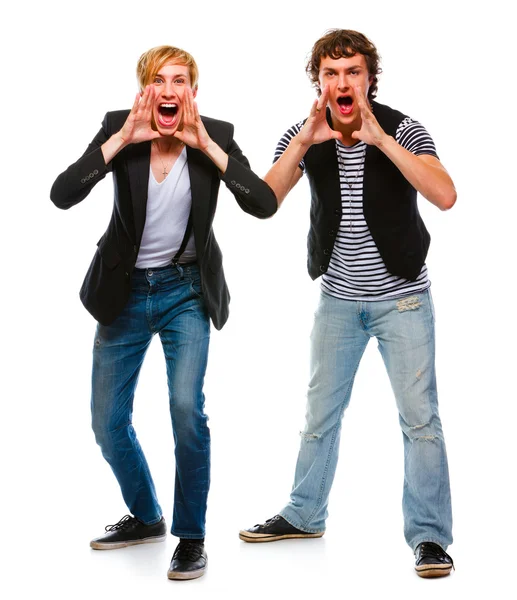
[279,508,325,534]
[171,530,205,540]
[138,514,163,526]
[409,535,451,553]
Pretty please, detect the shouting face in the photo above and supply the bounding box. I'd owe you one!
[318,53,372,132]
[150,62,197,135]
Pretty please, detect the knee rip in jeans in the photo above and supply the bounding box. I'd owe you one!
[409,422,437,441]
[410,422,429,431]
[396,296,422,312]
[300,431,319,441]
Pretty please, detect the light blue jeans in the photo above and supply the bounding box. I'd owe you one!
[280,289,453,551]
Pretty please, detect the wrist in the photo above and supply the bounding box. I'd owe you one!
[295,132,312,150]
[292,134,312,157]
[202,137,217,157]
[202,138,228,173]
[102,131,128,165]
[376,132,393,149]
[114,130,129,149]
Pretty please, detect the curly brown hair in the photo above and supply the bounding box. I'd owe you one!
[306,29,382,101]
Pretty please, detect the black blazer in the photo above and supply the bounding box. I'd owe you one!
[51,111,277,329]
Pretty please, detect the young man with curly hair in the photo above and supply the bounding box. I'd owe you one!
[240,29,455,578]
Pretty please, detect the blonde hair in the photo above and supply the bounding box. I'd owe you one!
[136,45,199,91]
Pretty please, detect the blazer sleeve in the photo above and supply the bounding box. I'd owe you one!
[219,124,278,219]
[50,113,114,210]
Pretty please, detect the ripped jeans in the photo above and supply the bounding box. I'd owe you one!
[280,289,453,551]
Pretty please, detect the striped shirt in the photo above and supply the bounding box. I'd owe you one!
[274,117,438,301]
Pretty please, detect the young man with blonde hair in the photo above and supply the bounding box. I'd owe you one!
[51,45,276,580]
[240,29,456,578]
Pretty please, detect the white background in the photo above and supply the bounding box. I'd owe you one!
[2,1,515,598]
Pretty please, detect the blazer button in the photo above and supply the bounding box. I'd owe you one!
[323,249,330,256]
[231,180,236,185]
[94,169,99,175]
[133,246,137,253]
[81,178,85,183]
[125,272,129,278]
[245,188,249,194]
[319,265,327,273]
[329,230,335,236]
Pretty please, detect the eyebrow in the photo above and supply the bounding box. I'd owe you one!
[322,65,363,73]
[154,72,188,79]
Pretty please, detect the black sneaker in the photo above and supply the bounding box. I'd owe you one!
[167,539,207,580]
[414,542,454,578]
[90,514,167,550]
[239,514,324,543]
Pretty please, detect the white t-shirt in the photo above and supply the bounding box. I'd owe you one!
[135,147,196,268]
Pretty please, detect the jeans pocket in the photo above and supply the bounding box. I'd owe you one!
[189,273,203,299]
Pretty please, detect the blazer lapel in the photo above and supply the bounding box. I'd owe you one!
[186,146,212,259]
[128,141,151,245]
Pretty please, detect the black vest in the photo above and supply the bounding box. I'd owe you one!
[304,101,430,282]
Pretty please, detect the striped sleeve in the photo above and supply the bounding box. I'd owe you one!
[273,120,306,171]
[395,117,439,159]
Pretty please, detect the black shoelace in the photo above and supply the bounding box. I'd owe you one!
[174,540,204,562]
[256,515,281,527]
[419,542,454,568]
[104,515,137,532]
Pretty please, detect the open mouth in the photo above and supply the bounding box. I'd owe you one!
[337,95,354,115]
[157,103,179,127]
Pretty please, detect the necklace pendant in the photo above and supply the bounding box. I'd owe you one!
[163,168,168,176]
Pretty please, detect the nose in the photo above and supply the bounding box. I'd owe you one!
[161,81,177,99]
[337,72,349,92]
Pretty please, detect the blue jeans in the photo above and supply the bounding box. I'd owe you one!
[280,289,453,551]
[91,263,210,539]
